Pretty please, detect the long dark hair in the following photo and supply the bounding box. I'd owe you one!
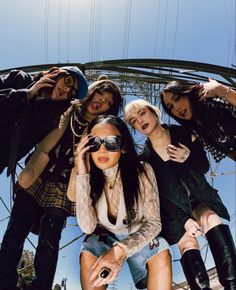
[87,115,146,230]
[160,80,232,149]
[81,82,123,117]
[160,80,201,126]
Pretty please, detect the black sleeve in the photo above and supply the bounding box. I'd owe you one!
[0,70,34,90]
[185,138,209,174]
[0,71,35,127]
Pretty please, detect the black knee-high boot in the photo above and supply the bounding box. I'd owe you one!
[180,249,212,290]
[206,224,236,290]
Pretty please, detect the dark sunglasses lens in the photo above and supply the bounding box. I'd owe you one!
[65,75,74,87]
[88,137,101,152]
[68,88,77,99]
[104,136,122,151]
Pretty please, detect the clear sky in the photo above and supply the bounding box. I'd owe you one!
[0,1,235,289]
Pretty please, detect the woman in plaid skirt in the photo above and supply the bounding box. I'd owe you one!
[0,75,123,290]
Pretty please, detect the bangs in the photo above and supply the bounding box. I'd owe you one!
[124,99,161,124]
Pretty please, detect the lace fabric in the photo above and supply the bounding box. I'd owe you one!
[75,162,161,257]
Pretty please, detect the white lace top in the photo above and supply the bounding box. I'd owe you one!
[75,162,161,257]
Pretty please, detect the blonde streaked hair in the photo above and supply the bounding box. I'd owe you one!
[124,99,161,125]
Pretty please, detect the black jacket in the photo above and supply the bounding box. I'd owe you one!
[0,70,70,175]
[140,124,230,244]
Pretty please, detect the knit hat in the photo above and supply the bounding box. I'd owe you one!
[61,66,88,100]
[86,75,123,116]
[88,75,119,93]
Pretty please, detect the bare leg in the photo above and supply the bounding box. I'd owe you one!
[177,231,199,254]
[146,249,172,290]
[80,251,107,290]
[192,204,222,234]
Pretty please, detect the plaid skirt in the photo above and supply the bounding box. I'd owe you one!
[17,177,76,216]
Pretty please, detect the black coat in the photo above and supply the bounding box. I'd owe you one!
[140,124,230,245]
[0,70,70,175]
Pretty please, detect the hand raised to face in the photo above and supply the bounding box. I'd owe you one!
[197,79,228,101]
[74,134,93,175]
[27,70,60,100]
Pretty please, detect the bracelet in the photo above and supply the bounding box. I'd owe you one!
[223,86,230,99]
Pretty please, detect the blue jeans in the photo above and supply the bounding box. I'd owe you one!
[0,189,66,290]
[81,228,171,289]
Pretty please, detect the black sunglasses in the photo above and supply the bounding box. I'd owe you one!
[88,135,123,152]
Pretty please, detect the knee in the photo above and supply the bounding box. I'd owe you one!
[148,249,171,271]
[178,238,199,255]
[200,210,222,231]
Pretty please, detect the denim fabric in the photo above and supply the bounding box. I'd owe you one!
[81,231,171,289]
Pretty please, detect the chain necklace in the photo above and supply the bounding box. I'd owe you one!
[104,167,120,220]
[106,166,119,190]
[70,109,88,138]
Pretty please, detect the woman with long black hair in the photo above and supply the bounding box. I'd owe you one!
[69,115,172,290]
[160,79,236,162]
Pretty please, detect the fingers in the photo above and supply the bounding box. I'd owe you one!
[90,260,123,287]
[90,261,112,287]
[105,263,122,285]
[187,222,203,237]
[74,135,94,174]
[178,143,188,149]
[197,79,218,101]
[35,76,57,89]
[167,144,177,151]
[89,247,126,287]
[45,71,60,78]
[91,255,102,270]
[74,135,92,156]
[185,219,203,237]
[191,227,203,237]
[167,144,190,163]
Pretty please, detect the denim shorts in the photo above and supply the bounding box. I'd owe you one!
[80,230,171,289]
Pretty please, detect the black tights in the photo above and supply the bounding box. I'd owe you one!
[0,190,66,290]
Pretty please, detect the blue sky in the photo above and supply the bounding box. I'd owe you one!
[0,0,235,289]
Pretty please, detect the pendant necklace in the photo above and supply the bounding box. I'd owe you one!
[107,167,119,190]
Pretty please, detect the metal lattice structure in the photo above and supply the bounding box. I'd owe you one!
[1,58,236,96]
[1,58,235,123]
[0,59,235,289]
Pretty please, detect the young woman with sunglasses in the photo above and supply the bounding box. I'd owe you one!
[0,76,123,290]
[124,99,236,290]
[160,79,236,162]
[68,115,172,290]
[0,66,87,176]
